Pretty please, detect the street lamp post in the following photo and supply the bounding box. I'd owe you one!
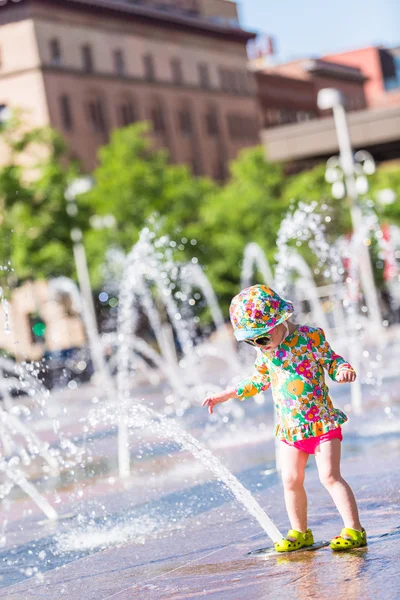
[317,89,382,329]
[317,89,383,413]
[65,177,113,387]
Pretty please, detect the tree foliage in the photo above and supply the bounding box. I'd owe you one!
[83,123,217,285]
[0,114,80,287]
[189,146,288,307]
[369,163,400,225]
[281,163,353,238]
[2,115,400,311]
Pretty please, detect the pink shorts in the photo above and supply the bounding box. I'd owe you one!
[281,427,343,454]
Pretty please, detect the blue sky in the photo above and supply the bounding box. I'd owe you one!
[238,0,399,61]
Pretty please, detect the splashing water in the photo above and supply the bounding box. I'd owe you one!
[0,282,60,519]
[241,242,275,290]
[274,201,343,295]
[0,457,58,521]
[238,205,346,334]
[240,240,332,332]
[0,271,87,522]
[55,514,185,553]
[48,228,282,543]
[61,228,283,541]
[0,287,11,335]
[89,401,283,543]
[114,227,237,421]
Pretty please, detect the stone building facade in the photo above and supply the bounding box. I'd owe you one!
[0,0,259,178]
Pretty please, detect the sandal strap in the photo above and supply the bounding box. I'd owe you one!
[340,528,364,541]
[286,529,310,541]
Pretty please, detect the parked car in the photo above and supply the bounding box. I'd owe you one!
[39,347,93,389]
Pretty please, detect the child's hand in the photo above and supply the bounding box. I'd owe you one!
[336,369,356,383]
[202,389,235,414]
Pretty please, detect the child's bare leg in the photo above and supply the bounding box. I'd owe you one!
[280,442,309,533]
[314,439,362,531]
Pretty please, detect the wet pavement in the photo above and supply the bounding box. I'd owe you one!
[0,407,399,600]
[1,338,400,600]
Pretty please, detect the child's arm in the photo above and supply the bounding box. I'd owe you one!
[202,351,271,414]
[312,328,356,382]
[235,351,271,399]
[202,388,237,414]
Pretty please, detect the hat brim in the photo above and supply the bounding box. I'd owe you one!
[233,311,293,342]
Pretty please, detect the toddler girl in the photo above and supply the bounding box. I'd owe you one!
[203,284,367,552]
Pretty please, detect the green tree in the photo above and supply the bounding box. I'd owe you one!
[83,122,216,285]
[189,146,288,309]
[281,163,352,237]
[4,112,400,311]
[0,114,80,286]
[282,161,400,238]
[281,161,400,290]
[369,164,400,225]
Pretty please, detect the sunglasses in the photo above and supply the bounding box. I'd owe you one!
[244,334,272,347]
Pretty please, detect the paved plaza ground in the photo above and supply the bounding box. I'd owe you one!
[0,380,399,600]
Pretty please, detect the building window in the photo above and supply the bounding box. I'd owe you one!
[384,56,400,91]
[198,63,210,89]
[227,113,258,141]
[86,98,107,133]
[270,109,281,126]
[113,49,126,76]
[295,111,314,122]
[59,94,73,131]
[150,104,165,133]
[213,159,225,181]
[178,107,192,135]
[82,44,94,73]
[170,58,183,85]
[117,99,137,126]
[218,68,248,94]
[49,38,62,66]
[205,108,219,136]
[237,71,248,93]
[227,114,240,139]
[218,68,229,92]
[0,104,9,125]
[143,54,155,82]
[228,71,239,94]
[191,157,202,176]
[395,56,400,83]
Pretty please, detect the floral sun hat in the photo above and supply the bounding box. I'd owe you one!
[230,284,294,342]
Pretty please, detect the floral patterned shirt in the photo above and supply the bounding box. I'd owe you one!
[235,325,353,442]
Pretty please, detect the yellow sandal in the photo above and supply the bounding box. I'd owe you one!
[330,527,367,551]
[274,528,314,552]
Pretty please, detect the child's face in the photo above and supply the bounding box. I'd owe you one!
[263,323,287,351]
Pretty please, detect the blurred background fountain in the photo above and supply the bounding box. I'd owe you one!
[0,286,84,521]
